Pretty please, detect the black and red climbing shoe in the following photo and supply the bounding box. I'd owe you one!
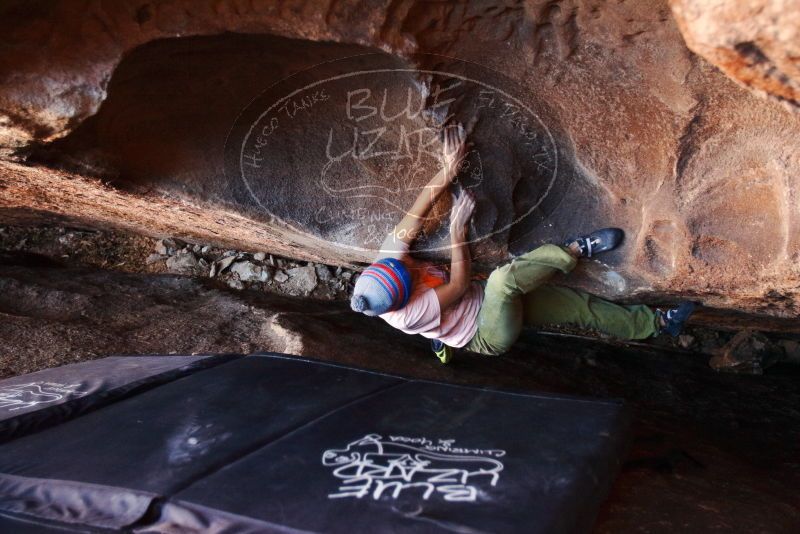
[564,228,624,258]
[657,302,696,337]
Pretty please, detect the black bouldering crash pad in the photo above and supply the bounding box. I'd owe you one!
[0,353,631,533]
[0,354,238,443]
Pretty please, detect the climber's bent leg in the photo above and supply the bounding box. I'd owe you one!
[465,244,578,355]
[493,244,578,295]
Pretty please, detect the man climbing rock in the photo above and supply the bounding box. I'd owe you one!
[350,124,695,362]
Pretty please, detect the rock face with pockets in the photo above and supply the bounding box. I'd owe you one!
[0,0,798,321]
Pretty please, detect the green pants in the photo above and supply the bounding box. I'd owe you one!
[464,244,659,356]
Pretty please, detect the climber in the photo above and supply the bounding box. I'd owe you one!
[349,123,695,363]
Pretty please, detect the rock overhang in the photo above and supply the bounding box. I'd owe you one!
[0,0,798,322]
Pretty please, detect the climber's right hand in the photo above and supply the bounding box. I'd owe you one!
[449,191,475,237]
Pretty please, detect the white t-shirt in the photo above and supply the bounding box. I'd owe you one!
[375,236,484,348]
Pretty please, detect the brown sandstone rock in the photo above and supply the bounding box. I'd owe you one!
[670,0,800,111]
[0,0,798,322]
[709,329,786,374]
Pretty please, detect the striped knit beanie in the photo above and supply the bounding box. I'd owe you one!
[350,258,413,316]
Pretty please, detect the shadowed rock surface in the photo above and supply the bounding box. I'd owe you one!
[1,4,799,530]
[0,1,799,320]
[0,258,798,532]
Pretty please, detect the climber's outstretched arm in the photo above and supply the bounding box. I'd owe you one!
[379,125,466,256]
[434,191,475,310]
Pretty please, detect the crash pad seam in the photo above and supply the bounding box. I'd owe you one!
[163,378,408,497]
[164,381,407,499]
[0,354,243,444]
